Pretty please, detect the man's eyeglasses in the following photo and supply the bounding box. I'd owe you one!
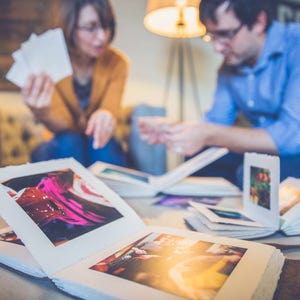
[205,23,244,43]
[76,24,104,34]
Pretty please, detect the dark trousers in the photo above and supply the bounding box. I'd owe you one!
[31,131,126,167]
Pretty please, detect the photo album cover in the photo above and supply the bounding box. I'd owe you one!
[185,152,300,239]
[89,147,241,198]
[0,158,285,299]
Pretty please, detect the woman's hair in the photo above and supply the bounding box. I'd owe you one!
[56,0,116,51]
[199,0,276,31]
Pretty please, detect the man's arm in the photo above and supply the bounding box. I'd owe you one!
[163,121,278,156]
[204,122,278,154]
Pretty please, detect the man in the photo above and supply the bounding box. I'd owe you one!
[138,0,300,187]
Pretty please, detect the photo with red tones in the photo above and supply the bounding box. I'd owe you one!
[2,169,123,246]
[0,229,23,246]
[90,233,246,300]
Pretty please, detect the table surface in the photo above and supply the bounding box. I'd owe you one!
[1,196,300,300]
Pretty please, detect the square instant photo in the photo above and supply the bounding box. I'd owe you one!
[243,153,280,229]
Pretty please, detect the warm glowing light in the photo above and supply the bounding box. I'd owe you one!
[176,0,187,7]
[202,34,212,42]
[144,0,206,38]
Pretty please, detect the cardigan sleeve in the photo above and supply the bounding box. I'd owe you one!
[95,50,129,119]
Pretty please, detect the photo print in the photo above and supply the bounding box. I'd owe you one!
[207,207,254,222]
[0,228,23,246]
[102,168,150,183]
[1,168,123,246]
[250,166,271,209]
[90,232,246,300]
[155,195,222,209]
[243,153,279,229]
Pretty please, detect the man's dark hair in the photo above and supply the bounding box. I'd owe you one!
[199,0,276,31]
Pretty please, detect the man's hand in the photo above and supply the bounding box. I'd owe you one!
[163,121,207,156]
[85,109,116,149]
[138,117,207,155]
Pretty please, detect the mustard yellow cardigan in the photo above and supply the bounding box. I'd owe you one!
[32,47,129,135]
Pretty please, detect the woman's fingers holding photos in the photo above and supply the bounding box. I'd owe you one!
[22,73,54,108]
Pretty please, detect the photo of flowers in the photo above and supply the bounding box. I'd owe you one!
[250,166,271,209]
[1,169,123,246]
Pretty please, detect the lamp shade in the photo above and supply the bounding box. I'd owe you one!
[144,0,205,38]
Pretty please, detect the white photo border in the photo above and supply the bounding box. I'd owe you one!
[243,152,279,229]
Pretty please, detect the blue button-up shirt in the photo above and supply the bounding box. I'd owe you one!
[205,21,300,156]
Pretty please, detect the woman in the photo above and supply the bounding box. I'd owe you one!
[22,0,129,167]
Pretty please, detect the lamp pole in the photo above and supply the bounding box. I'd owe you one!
[164,36,202,121]
[144,0,206,121]
[162,6,202,121]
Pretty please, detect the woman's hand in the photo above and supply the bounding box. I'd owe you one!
[85,109,116,149]
[21,73,54,109]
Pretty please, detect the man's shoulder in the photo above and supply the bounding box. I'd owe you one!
[282,22,300,43]
[278,23,300,64]
[284,22,300,32]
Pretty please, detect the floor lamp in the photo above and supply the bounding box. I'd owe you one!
[144,0,206,121]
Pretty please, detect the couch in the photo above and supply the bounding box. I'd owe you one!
[0,92,45,166]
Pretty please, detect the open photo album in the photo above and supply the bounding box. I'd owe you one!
[89,147,241,198]
[0,158,284,299]
[186,152,300,239]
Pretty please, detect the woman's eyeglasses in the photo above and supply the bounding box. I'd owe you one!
[76,24,104,34]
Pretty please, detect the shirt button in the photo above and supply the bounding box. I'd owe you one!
[248,74,255,80]
[259,116,266,123]
[247,100,254,107]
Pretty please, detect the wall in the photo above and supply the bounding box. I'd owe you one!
[110,0,222,121]
[277,0,300,22]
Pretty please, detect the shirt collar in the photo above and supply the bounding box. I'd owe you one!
[239,21,285,74]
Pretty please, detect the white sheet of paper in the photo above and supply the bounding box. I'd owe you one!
[151,147,229,190]
[243,153,280,229]
[6,28,72,87]
[5,60,30,88]
[6,48,32,86]
[21,28,72,82]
